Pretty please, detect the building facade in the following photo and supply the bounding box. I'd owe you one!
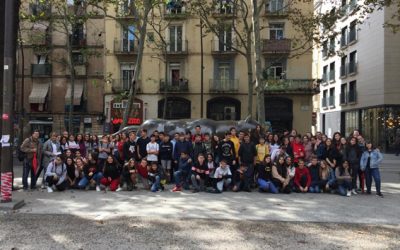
[315,0,400,151]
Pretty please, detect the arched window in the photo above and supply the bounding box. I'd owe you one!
[265,97,293,133]
[158,97,191,119]
[207,97,241,121]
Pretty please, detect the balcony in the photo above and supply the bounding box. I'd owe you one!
[264,5,289,17]
[329,70,335,82]
[339,5,348,17]
[29,3,51,18]
[322,97,328,109]
[116,6,136,19]
[340,92,347,105]
[211,40,237,57]
[212,3,235,18]
[160,79,189,93]
[31,64,52,77]
[322,47,328,58]
[209,79,239,93]
[348,61,357,75]
[264,79,318,94]
[69,35,86,48]
[328,96,335,107]
[349,28,357,44]
[164,5,188,19]
[166,40,188,57]
[348,90,357,103]
[340,65,347,78]
[66,65,87,76]
[262,39,291,55]
[114,39,139,56]
[111,79,142,93]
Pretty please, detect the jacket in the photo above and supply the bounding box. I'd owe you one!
[42,139,61,169]
[360,150,383,171]
[45,161,67,185]
[343,144,362,165]
[20,136,42,161]
[238,142,256,164]
[174,140,193,161]
[294,167,311,188]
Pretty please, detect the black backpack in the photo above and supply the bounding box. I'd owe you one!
[17,138,31,162]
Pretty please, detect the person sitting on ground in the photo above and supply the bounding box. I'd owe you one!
[65,156,79,189]
[206,153,217,187]
[100,155,121,192]
[319,160,336,192]
[335,160,353,197]
[285,156,296,191]
[148,162,164,192]
[118,158,137,191]
[232,164,252,192]
[308,157,321,193]
[191,154,209,193]
[257,155,278,194]
[272,156,291,194]
[136,158,150,189]
[213,159,232,193]
[294,159,311,193]
[172,151,192,192]
[45,155,67,193]
[78,153,103,191]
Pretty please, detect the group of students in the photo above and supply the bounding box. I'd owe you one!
[19,125,384,197]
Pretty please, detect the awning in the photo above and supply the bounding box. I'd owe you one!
[65,83,84,105]
[29,83,49,104]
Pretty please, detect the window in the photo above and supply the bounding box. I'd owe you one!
[329,37,335,52]
[329,62,335,82]
[340,56,347,77]
[31,0,49,16]
[218,25,233,51]
[322,65,328,82]
[267,0,284,13]
[266,59,286,79]
[168,25,183,52]
[216,0,233,14]
[122,26,136,52]
[71,23,85,46]
[349,80,357,103]
[121,64,135,91]
[147,32,155,42]
[322,41,328,57]
[269,23,284,40]
[341,27,347,47]
[322,90,328,108]
[158,97,191,119]
[340,83,347,104]
[349,51,357,74]
[168,62,181,86]
[349,21,357,43]
[72,52,85,65]
[329,87,335,107]
[119,0,134,16]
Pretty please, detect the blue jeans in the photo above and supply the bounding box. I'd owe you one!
[22,159,36,189]
[174,170,190,189]
[78,172,103,189]
[365,167,381,194]
[150,176,161,192]
[337,180,352,196]
[257,178,278,193]
[309,185,320,193]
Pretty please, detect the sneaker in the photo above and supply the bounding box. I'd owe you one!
[346,191,351,197]
[96,185,101,192]
[172,186,182,192]
[377,193,384,198]
[116,187,123,192]
[351,189,358,195]
[41,184,46,189]
[366,191,372,195]
[47,186,54,193]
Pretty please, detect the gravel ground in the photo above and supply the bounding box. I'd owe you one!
[0,214,399,250]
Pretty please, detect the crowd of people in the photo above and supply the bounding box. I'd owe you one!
[19,124,384,197]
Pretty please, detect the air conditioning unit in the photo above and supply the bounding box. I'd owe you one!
[224,106,236,120]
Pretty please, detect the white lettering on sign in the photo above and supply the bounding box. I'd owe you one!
[4,65,9,70]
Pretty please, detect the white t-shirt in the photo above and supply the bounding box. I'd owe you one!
[146,142,159,162]
[214,167,232,179]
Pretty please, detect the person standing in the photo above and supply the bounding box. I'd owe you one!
[238,133,257,187]
[159,134,173,183]
[343,137,362,194]
[146,135,160,163]
[360,141,384,197]
[136,129,151,160]
[123,132,137,162]
[40,132,62,188]
[20,130,42,190]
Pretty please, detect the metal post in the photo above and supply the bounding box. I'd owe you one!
[1,0,20,203]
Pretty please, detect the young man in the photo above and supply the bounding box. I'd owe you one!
[173,133,193,165]
[255,137,270,165]
[123,131,137,162]
[191,125,204,142]
[136,158,150,189]
[159,134,173,182]
[146,135,159,163]
[136,129,151,160]
[172,152,192,192]
[41,132,62,188]
[213,159,232,193]
[192,134,207,162]
[230,127,240,158]
[294,159,311,193]
[292,135,305,164]
[218,132,236,172]
[238,133,257,187]
[20,130,42,190]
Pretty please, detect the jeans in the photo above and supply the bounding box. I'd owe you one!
[309,184,320,193]
[22,159,36,189]
[351,163,360,190]
[337,180,352,196]
[78,172,103,189]
[45,176,66,191]
[150,176,161,192]
[295,175,308,193]
[257,178,278,194]
[174,170,190,189]
[216,178,231,192]
[365,167,381,194]
[191,174,205,191]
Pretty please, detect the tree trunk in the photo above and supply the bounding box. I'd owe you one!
[67,37,75,135]
[122,1,151,128]
[18,25,25,142]
[251,0,265,124]
[162,51,168,119]
[246,51,253,118]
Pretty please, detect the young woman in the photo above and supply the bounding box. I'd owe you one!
[65,134,80,154]
[257,155,278,194]
[64,149,73,159]
[191,154,209,193]
[45,156,67,193]
[335,160,353,197]
[65,157,79,189]
[60,136,68,153]
[83,134,92,156]
[325,138,338,169]
[100,155,121,192]
[76,134,86,158]
[78,153,103,191]
[303,135,313,164]
[269,134,281,156]
[272,156,291,194]
[206,153,217,187]
[360,142,384,197]
[319,160,336,192]
[211,135,221,164]
[91,135,99,152]
[98,136,112,169]
[118,158,137,191]
[343,137,362,194]
[332,132,342,150]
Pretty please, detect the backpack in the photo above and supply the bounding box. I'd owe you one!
[17,138,31,162]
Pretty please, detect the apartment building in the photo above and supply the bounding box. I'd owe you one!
[16,0,105,139]
[315,0,400,151]
[104,0,317,134]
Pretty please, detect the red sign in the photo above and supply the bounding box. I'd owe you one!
[112,118,141,125]
[2,113,9,120]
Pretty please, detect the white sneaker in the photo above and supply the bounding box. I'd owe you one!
[351,189,358,195]
[47,187,54,193]
[346,191,351,197]
[96,185,101,192]
[116,187,123,192]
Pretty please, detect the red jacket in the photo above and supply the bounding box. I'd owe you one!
[294,167,311,188]
[292,142,305,163]
[136,163,148,178]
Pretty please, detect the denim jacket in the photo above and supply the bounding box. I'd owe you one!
[360,150,383,171]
